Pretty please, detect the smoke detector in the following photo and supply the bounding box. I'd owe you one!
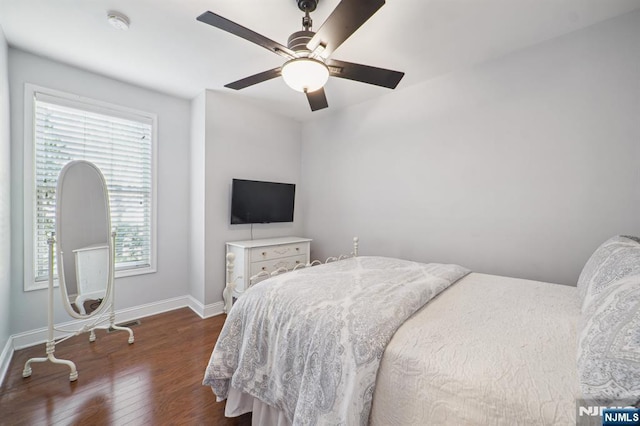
[107,11,130,30]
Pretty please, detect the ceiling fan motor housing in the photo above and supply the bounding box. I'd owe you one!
[288,30,315,55]
[297,0,318,12]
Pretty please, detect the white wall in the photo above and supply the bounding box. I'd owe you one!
[0,26,11,353]
[301,10,640,286]
[201,90,303,305]
[9,49,192,333]
[189,92,206,306]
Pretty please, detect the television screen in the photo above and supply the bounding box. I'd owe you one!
[231,179,296,224]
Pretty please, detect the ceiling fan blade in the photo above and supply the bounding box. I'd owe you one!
[197,11,296,60]
[225,68,282,90]
[327,59,404,89]
[307,0,385,58]
[305,88,329,111]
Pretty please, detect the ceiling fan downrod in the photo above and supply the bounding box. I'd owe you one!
[302,9,313,31]
[299,0,317,32]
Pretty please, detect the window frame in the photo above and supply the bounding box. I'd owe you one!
[23,83,158,291]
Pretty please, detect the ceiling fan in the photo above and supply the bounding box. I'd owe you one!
[197,0,404,112]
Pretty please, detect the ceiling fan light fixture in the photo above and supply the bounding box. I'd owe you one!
[281,58,329,93]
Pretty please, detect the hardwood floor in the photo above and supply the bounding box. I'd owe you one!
[0,308,252,425]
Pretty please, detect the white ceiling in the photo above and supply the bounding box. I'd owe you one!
[1,0,639,121]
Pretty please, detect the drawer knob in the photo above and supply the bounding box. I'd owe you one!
[295,261,300,264]
[262,252,266,256]
[296,247,299,251]
[262,267,266,271]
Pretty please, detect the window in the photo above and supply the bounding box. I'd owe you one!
[24,85,157,290]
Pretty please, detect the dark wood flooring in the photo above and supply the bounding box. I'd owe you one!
[0,308,251,425]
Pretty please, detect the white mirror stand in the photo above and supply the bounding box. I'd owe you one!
[22,160,135,382]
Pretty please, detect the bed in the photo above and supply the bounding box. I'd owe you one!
[204,236,640,425]
[370,272,579,425]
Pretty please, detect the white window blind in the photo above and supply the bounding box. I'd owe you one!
[33,92,154,282]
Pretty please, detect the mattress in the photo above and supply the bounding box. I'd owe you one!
[369,272,581,426]
[223,272,581,425]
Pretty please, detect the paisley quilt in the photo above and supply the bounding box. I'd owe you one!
[203,256,470,426]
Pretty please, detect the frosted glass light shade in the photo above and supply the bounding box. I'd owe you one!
[281,58,329,93]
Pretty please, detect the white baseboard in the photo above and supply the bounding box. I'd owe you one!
[0,294,225,387]
[11,295,194,350]
[188,296,225,319]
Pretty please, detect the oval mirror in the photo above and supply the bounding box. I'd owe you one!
[56,160,113,319]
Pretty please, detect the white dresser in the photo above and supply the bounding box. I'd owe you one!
[73,243,109,315]
[226,236,312,297]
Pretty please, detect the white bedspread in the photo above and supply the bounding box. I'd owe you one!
[369,272,581,426]
[203,256,470,426]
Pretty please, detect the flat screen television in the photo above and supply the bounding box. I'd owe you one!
[231,179,296,224]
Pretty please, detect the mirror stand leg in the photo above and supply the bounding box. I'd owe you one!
[106,231,134,345]
[89,330,96,342]
[23,234,78,382]
[108,311,134,344]
[23,341,78,382]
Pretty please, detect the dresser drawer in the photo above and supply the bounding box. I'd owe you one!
[250,254,308,277]
[226,237,312,299]
[251,243,308,261]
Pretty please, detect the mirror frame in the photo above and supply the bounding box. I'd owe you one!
[55,160,114,319]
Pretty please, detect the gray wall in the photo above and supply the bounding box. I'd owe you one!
[9,49,192,333]
[300,10,640,286]
[200,90,303,305]
[189,92,207,306]
[0,25,11,352]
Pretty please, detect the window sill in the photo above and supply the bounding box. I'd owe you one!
[26,266,157,292]
[114,266,157,279]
